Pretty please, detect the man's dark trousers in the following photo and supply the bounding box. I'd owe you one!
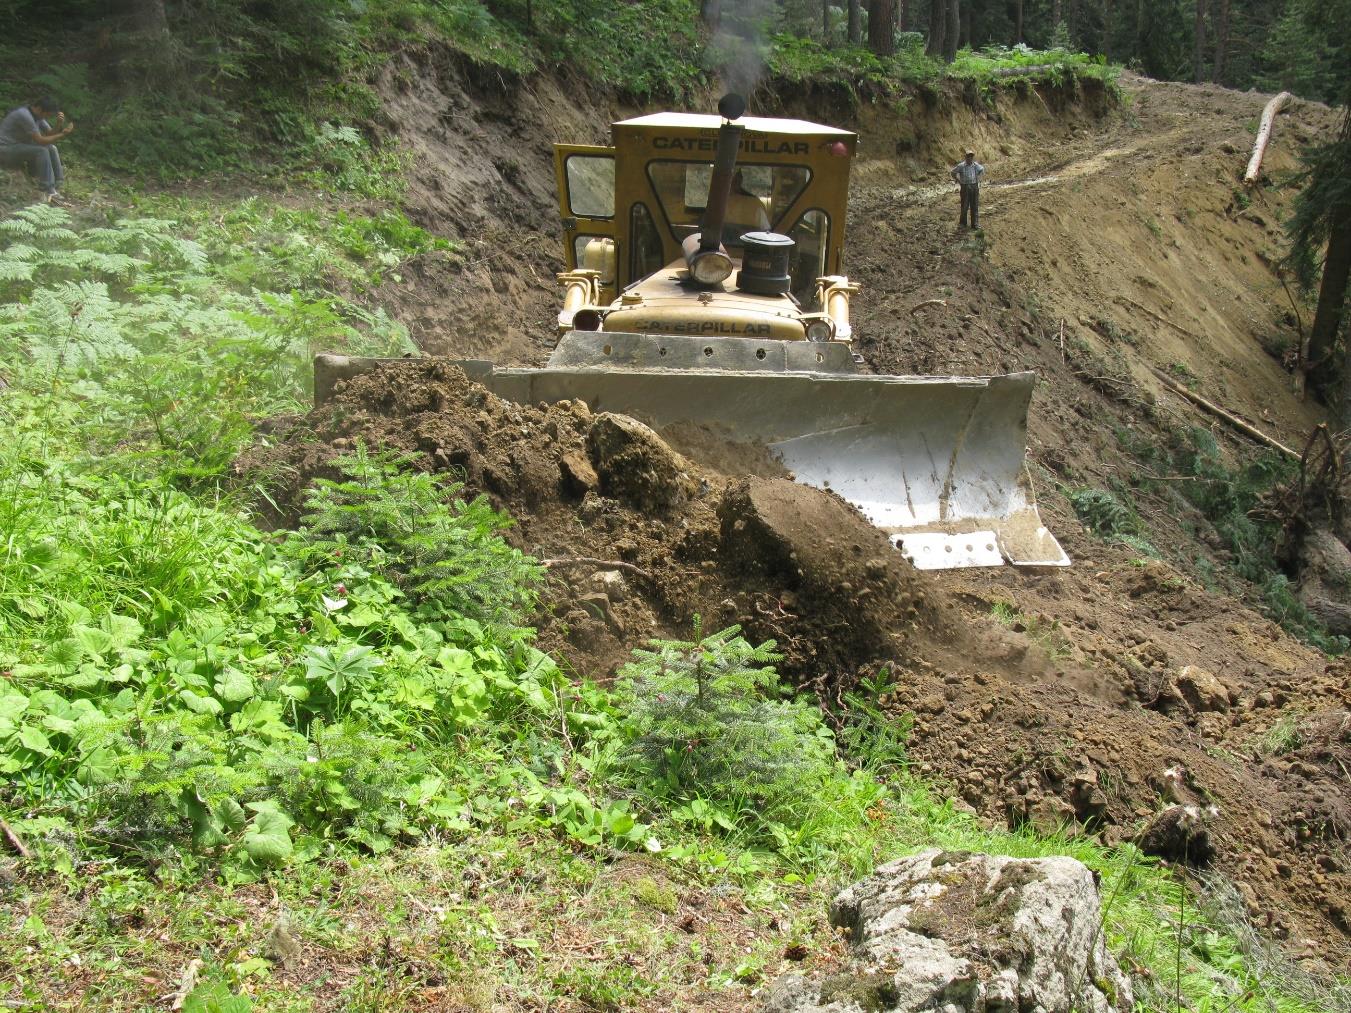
[959,183,979,229]
[0,144,63,193]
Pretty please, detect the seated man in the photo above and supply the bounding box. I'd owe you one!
[0,95,74,204]
[722,169,770,245]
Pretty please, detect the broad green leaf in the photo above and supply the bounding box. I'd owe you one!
[180,690,224,716]
[17,725,52,755]
[340,605,381,627]
[164,628,196,660]
[242,803,294,866]
[217,798,247,831]
[44,638,83,672]
[41,714,75,735]
[101,613,143,649]
[15,596,47,618]
[215,667,255,704]
[77,746,119,785]
[0,692,29,723]
[73,625,116,658]
[55,600,92,627]
[182,982,253,1013]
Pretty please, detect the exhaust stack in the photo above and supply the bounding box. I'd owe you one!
[683,93,746,287]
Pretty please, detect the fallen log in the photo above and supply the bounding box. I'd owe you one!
[1244,91,1293,184]
[1150,367,1298,459]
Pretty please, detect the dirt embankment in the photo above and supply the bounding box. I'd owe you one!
[249,55,1350,971]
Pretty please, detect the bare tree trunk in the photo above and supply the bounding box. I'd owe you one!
[960,0,972,47]
[944,0,960,60]
[926,0,946,55]
[1320,209,1351,418]
[1244,91,1292,183]
[1014,0,1023,42]
[823,0,831,40]
[901,0,912,33]
[132,0,169,34]
[1211,0,1230,83]
[1052,0,1063,31]
[869,0,898,53]
[849,0,863,43]
[1193,0,1206,84]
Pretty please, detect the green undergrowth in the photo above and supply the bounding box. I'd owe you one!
[1101,426,1348,654]
[0,200,1333,1011]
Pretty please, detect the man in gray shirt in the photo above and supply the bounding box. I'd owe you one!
[950,148,984,230]
[0,95,75,203]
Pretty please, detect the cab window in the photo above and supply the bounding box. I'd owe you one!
[645,161,810,247]
[565,155,615,219]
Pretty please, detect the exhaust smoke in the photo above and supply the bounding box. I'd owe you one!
[709,0,774,99]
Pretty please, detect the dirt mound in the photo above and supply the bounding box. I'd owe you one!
[718,478,951,693]
[242,362,952,693]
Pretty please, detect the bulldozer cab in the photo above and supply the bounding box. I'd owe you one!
[554,114,856,308]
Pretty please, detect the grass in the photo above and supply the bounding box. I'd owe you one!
[990,600,1076,661]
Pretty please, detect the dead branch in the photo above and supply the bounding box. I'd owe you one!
[1149,367,1298,459]
[1278,272,1311,400]
[1245,92,1293,185]
[1115,296,1202,341]
[909,298,948,314]
[1058,318,1066,364]
[542,556,654,581]
[0,818,30,859]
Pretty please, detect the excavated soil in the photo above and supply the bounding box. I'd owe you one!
[242,62,1351,973]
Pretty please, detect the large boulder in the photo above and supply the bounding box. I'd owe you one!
[763,849,1132,1013]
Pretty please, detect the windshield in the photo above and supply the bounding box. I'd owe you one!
[645,161,811,247]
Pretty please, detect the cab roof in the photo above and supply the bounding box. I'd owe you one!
[613,111,855,137]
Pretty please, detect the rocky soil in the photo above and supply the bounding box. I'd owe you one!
[244,57,1350,974]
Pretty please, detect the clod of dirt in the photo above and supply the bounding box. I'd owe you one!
[586,412,697,512]
[1167,664,1234,714]
[717,478,950,686]
[1138,804,1217,866]
[559,450,599,498]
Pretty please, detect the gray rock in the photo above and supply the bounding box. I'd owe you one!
[763,849,1132,1013]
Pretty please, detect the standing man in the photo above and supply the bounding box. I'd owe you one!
[0,95,74,204]
[950,148,984,230]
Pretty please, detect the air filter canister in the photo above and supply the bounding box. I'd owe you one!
[737,231,795,296]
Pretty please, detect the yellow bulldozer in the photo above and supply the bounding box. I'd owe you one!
[315,94,1068,569]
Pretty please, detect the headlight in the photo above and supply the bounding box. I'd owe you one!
[689,251,734,285]
[805,319,834,342]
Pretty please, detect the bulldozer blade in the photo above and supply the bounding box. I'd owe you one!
[313,353,1069,569]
